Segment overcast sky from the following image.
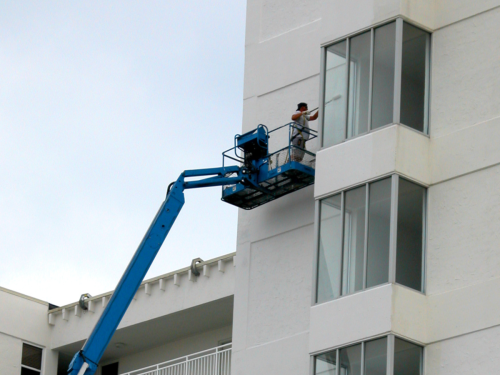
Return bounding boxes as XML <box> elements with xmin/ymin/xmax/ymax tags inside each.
<box><xmin>0</xmin><ymin>1</ymin><xmax>247</xmax><ymax>306</ymax></box>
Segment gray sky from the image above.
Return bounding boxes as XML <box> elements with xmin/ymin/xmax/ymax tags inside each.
<box><xmin>0</xmin><ymin>1</ymin><xmax>246</xmax><ymax>306</ymax></box>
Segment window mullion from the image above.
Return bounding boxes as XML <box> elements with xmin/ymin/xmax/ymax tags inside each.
<box><xmin>421</xmin><ymin>188</ymin><xmax>427</xmax><ymax>293</ymax></box>
<box><xmin>420</xmin><ymin>345</ymin><xmax>424</xmax><ymax>375</ymax></box>
<box><xmin>313</xmin><ymin>200</ymin><xmax>322</xmax><ymax>304</ymax></box>
<box><xmin>389</xmin><ymin>175</ymin><xmax>399</xmax><ymax>284</ymax></box>
<box><xmin>392</xmin><ymin>18</ymin><xmax>403</xmax><ymax>124</ymax></box>
<box><xmin>344</xmin><ymin>39</ymin><xmax>350</xmax><ymax>141</ymax></box>
<box><xmin>387</xmin><ymin>335</ymin><xmax>395</xmax><ymax>375</ymax></box>
<box><xmin>363</xmin><ymin>183</ymin><xmax>369</xmax><ymax>290</ymax></box>
<box><xmin>423</xmin><ymin>33</ymin><xmax>431</xmax><ymax>134</ymax></box>
<box><xmin>319</xmin><ymin>46</ymin><xmax>327</xmax><ymax>147</ymax></box>
<box><xmin>339</xmin><ymin>191</ymin><xmax>346</xmax><ymax>297</ymax></box>
<box><xmin>360</xmin><ymin>341</ymin><xmax>365</xmax><ymax>375</ymax></box>
<box><xmin>367</xmin><ymin>28</ymin><xmax>374</xmax><ymax>131</ymax></box>
<box><xmin>336</xmin><ymin>349</ymin><xmax>340</xmax><ymax>375</ymax></box>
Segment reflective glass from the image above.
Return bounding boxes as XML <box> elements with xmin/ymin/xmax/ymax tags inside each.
<box><xmin>317</xmin><ymin>194</ymin><xmax>342</xmax><ymax>303</ymax></box>
<box><xmin>21</xmin><ymin>369</ymin><xmax>40</xmax><ymax>375</ymax></box>
<box><xmin>366</xmin><ymin>178</ymin><xmax>391</xmax><ymax>288</ymax></box>
<box><xmin>342</xmin><ymin>186</ymin><xmax>366</xmax><ymax>295</ymax></box>
<box><xmin>22</xmin><ymin>344</ymin><xmax>42</xmax><ymax>370</ymax></box>
<box><xmin>394</xmin><ymin>338</ymin><xmax>422</xmax><ymax>375</ymax></box>
<box><xmin>340</xmin><ymin>344</ymin><xmax>362</xmax><ymax>375</ymax></box>
<box><xmin>371</xmin><ymin>22</ymin><xmax>396</xmax><ymax>129</ymax></box>
<box><xmin>365</xmin><ymin>337</ymin><xmax>387</xmax><ymax>375</ymax></box>
<box><xmin>324</xmin><ymin>42</ymin><xmax>347</xmax><ymax>147</ymax></box>
<box><xmin>347</xmin><ymin>31</ymin><xmax>371</xmax><ymax>138</ymax></box>
<box><xmin>316</xmin><ymin>351</ymin><xmax>337</xmax><ymax>375</ymax></box>
<box><xmin>401</xmin><ymin>23</ymin><xmax>429</xmax><ymax>132</ymax></box>
<box><xmin>396</xmin><ymin>179</ymin><xmax>425</xmax><ymax>291</ymax></box>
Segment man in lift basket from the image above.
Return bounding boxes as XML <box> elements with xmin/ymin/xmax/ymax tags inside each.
<box><xmin>291</xmin><ymin>102</ymin><xmax>318</xmax><ymax>162</ymax></box>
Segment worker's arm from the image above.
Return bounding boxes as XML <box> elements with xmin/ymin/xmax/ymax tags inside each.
<box><xmin>309</xmin><ymin>110</ymin><xmax>319</xmax><ymax>121</ymax></box>
<box><xmin>291</xmin><ymin>111</ymin><xmax>305</xmax><ymax>121</ymax></box>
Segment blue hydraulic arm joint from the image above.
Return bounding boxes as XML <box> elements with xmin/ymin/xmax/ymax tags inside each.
<box><xmin>68</xmin><ymin>166</ymin><xmax>245</xmax><ymax>375</ymax></box>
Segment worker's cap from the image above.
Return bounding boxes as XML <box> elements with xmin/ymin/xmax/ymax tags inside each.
<box><xmin>296</xmin><ymin>102</ymin><xmax>308</xmax><ymax>110</ymax></box>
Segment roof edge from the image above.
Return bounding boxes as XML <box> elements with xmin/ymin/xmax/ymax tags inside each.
<box><xmin>48</xmin><ymin>252</ymin><xmax>236</xmax><ymax>314</ymax></box>
<box><xmin>0</xmin><ymin>286</ymin><xmax>49</xmax><ymax>306</ymax></box>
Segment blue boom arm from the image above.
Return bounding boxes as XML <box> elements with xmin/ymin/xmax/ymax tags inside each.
<box><xmin>68</xmin><ymin>166</ymin><xmax>244</xmax><ymax>375</ymax></box>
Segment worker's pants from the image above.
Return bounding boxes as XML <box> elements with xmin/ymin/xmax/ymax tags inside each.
<box><xmin>291</xmin><ymin>137</ymin><xmax>306</xmax><ymax>162</ymax></box>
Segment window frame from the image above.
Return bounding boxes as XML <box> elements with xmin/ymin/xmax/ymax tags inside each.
<box><xmin>20</xmin><ymin>342</ymin><xmax>44</xmax><ymax>375</ymax></box>
<box><xmin>313</xmin><ymin>174</ymin><xmax>427</xmax><ymax>305</ymax></box>
<box><xmin>312</xmin><ymin>334</ymin><xmax>424</xmax><ymax>375</ymax></box>
<box><xmin>318</xmin><ymin>17</ymin><xmax>432</xmax><ymax>149</ymax></box>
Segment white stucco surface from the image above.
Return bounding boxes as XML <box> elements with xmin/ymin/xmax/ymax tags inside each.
<box><xmin>426</xmin><ymin>325</ymin><xmax>500</xmax><ymax>375</ymax></box>
<box><xmin>427</xmin><ymin>164</ymin><xmax>500</xmax><ymax>295</ymax></box>
<box><xmin>246</xmin><ymin>224</ymin><xmax>314</xmax><ymax>347</ymax></box>
<box><xmin>431</xmin><ymin>6</ymin><xmax>500</xmax><ymax>138</ymax></box>
<box><xmin>315</xmin><ymin>125</ymin><xmax>431</xmax><ymax>198</ymax></box>
<box><xmin>309</xmin><ymin>284</ymin><xmax>393</xmax><ymax>353</ymax></box>
<box><xmin>0</xmin><ymin>287</ymin><xmax>58</xmax><ymax>374</ymax></box>
<box><xmin>0</xmin><ymin>334</ymin><xmax>23</xmax><ymax>375</ymax></box>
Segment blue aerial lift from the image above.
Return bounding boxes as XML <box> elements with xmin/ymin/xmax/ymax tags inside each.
<box><xmin>68</xmin><ymin>123</ymin><xmax>316</xmax><ymax>375</ymax></box>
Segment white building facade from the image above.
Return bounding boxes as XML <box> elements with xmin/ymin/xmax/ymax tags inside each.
<box><xmin>233</xmin><ymin>0</ymin><xmax>500</xmax><ymax>374</ymax></box>
<box><xmin>2</xmin><ymin>1</ymin><xmax>500</xmax><ymax>374</ymax></box>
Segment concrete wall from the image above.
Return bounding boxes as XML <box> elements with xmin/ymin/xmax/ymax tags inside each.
<box><xmin>235</xmin><ymin>0</ymin><xmax>500</xmax><ymax>374</ymax></box>
<box><xmin>0</xmin><ymin>287</ymin><xmax>58</xmax><ymax>375</ymax></box>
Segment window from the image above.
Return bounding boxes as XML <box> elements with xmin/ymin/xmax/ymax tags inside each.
<box><xmin>315</xmin><ymin>336</ymin><xmax>422</xmax><ymax>375</ymax></box>
<box><xmin>321</xmin><ymin>19</ymin><xmax>430</xmax><ymax>148</ymax></box>
<box><xmin>316</xmin><ymin>176</ymin><xmax>425</xmax><ymax>304</ymax></box>
<box><xmin>102</xmin><ymin>362</ymin><xmax>119</xmax><ymax>375</ymax></box>
<box><xmin>21</xmin><ymin>343</ymin><xmax>42</xmax><ymax>375</ymax></box>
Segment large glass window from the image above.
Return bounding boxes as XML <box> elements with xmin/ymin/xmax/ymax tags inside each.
<box><xmin>371</xmin><ymin>22</ymin><xmax>396</xmax><ymax>130</ymax></box>
<box><xmin>396</xmin><ymin>179</ymin><xmax>425</xmax><ymax>291</ymax></box>
<box><xmin>324</xmin><ymin>42</ymin><xmax>347</xmax><ymax>147</ymax></box>
<box><xmin>321</xmin><ymin>19</ymin><xmax>430</xmax><ymax>148</ymax></box>
<box><xmin>315</xmin><ymin>336</ymin><xmax>422</xmax><ymax>375</ymax></box>
<box><xmin>316</xmin><ymin>176</ymin><xmax>426</xmax><ymax>304</ymax></box>
<box><xmin>21</xmin><ymin>343</ymin><xmax>42</xmax><ymax>375</ymax></box>
<box><xmin>347</xmin><ymin>31</ymin><xmax>371</xmax><ymax>138</ymax></box>
<box><xmin>401</xmin><ymin>23</ymin><xmax>430</xmax><ymax>133</ymax></box>
<box><xmin>316</xmin><ymin>351</ymin><xmax>337</xmax><ymax>375</ymax></box>
<box><xmin>317</xmin><ymin>194</ymin><xmax>342</xmax><ymax>303</ymax></box>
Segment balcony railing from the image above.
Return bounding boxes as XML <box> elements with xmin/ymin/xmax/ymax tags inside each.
<box><xmin>120</xmin><ymin>343</ymin><xmax>232</xmax><ymax>375</ymax></box>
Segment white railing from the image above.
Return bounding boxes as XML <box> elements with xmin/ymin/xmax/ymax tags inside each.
<box><xmin>120</xmin><ymin>343</ymin><xmax>232</xmax><ymax>375</ymax></box>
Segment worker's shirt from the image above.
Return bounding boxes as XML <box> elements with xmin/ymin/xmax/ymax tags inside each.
<box><xmin>292</xmin><ymin>111</ymin><xmax>311</xmax><ymax>140</ymax></box>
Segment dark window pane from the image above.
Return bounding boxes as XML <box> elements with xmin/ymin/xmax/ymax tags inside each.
<box><xmin>340</xmin><ymin>344</ymin><xmax>362</xmax><ymax>375</ymax></box>
<box><xmin>396</xmin><ymin>179</ymin><xmax>425</xmax><ymax>291</ymax></box>
<box><xmin>342</xmin><ymin>186</ymin><xmax>366</xmax><ymax>295</ymax></box>
<box><xmin>22</xmin><ymin>343</ymin><xmax>42</xmax><ymax>370</ymax></box>
<box><xmin>324</xmin><ymin>41</ymin><xmax>347</xmax><ymax>147</ymax></box>
<box><xmin>365</xmin><ymin>337</ymin><xmax>387</xmax><ymax>375</ymax></box>
<box><xmin>317</xmin><ymin>194</ymin><xmax>342</xmax><ymax>302</ymax></box>
<box><xmin>371</xmin><ymin>22</ymin><xmax>396</xmax><ymax>129</ymax></box>
<box><xmin>401</xmin><ymin>23</ymin><xmax>429</xmax><ymax>132</ymax></box>
<box><xmin>21</xmin><ymin>368</ymin><xmax>40</xmax><ymax>375</ymax></box>
<box><xmin>102</xmin><ymin>362</ymin><xmax>119</xmax><ymax>375</ymax></box>
<box><xmin>347</xmin><ymin>31</ymin><xmax>371</xmax><ymax>138</ymax></box>
<box><xmin>366</xmin><ymin>178</ymin><xmax>391</xmax><ymax>288</ymax></box>
<box><xmin>394</xmin><ymin>338</ymin><xmax>422</xmax><ymax>375</ymax></box>
<box><xmin>316</xmin><ymin>351</ymin><xmax>337</xmax><ymax>375</ymax></box>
